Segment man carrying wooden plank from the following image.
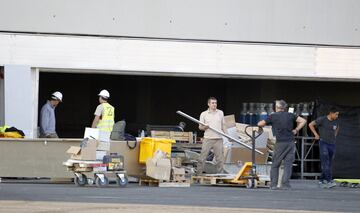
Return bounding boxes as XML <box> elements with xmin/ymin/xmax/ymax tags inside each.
<box><xmin>197</xmin><ymin>97</ymin><xmax>228</xmax><ymax>174</ymax></box>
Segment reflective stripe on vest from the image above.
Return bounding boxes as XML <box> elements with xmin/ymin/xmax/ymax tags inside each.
<box><xmin>97</xmin><ymin>103</ymin><xmax>115</xmax><ymax>132</ymax></box>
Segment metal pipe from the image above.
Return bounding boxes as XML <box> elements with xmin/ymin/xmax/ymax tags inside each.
<box><xmin>176</xmin><ymin>111</ymin><xmax>264</xmax><ymax>155</ymax></box>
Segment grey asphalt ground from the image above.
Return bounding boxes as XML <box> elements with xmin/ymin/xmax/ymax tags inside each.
<box><xmin>0</xmin><ymin>180</ymin><xmax>359</xmax><ymax>212</ymax></box>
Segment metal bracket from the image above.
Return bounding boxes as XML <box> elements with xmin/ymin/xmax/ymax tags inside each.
<box><xmin>74</xmin><ymin>172</ymin><xmax>83</xmax><ymax>182</ymax></box>
<box><xmin>95</xmin><ymin>173</ymin><xmax>105</xmax><ymax>182</ymax></box>
<box><xmin>117</xmin><ymin>173</ymin><xmax>125</xmax><ymax>181</ymax></box>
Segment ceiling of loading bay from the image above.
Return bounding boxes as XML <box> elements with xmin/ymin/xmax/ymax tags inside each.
<box><xmin>38</xmin><ymin>72</ymin><xmax>360</xmax><ymax>138</ymax></box>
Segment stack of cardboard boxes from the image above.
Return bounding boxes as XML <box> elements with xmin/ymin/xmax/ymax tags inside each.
<box><xmin>224</xmin><ymin>115</ymin><xmax>270</xmax><ymax>165</ymax></box>
<box><xmin>145</xmin><ymin>150</ymin><xmax>190</xmax><ymax>186</ymax></box>
<box><xmin>67</xmin><ymin>128</ymin><xmax>111</xmax><ymax>161</ymax></box>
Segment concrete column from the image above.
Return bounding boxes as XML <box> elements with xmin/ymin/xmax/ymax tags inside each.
<box><xmin>4</xmin><ymin>65</ymin><xmax>39</xmax><ymax>138</ymax></box>
<box><xmin>0</xmin><ymin>67</ymin><xmax>4</xmax><ymax>126</ymax></box>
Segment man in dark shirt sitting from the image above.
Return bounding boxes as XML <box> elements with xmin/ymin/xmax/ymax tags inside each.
<box><xmin>258</xmin><ymin>100</ymin><xmax>306</xmax><ymax>190</ymax></box>
<box><xmin>309</xmin><ymin>106</ymin><xmax>339</xmax><ymax>188</ymax></box>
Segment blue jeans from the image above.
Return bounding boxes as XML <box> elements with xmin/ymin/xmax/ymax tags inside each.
<box><xmin>319</xmin><ymin>140</ymin><xmax>336</xmax><ymax>182</ymax></box>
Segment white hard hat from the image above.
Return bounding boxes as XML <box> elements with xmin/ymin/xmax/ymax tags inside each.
<box><xmin>52</xmin><ymin>91</ymin><xmax>63</xmax><ymax>102</ymax></box>
<box><xmin>98</xmin><ymin>89</ymin><xmax>110</xmax><ymax>99</ymax></box>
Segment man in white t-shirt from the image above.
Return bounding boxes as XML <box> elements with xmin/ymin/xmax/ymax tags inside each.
<box><xmin>91</xmin><ymin>89</ymin><xmax>115</xmax><ymax>133</ymax></box>
<box><xmin>197</xmin><ymin>97</ymin><xmax>228</xmax><ymax>174</ymax></box>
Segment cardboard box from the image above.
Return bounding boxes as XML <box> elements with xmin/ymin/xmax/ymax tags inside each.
<box><xmin>93</xmin><ymin>166</ymin><xmax>107</xmax><ymax>172</ymax></box>
<box><xmin>96</xmin><ymin>150</ymin><xmax>108</xmax><ymax>161</ymax></box>
<box><xmin>235</xmin><ymin>123</ymin><xmax>269</xmax><ymax>148</ymax></box>
<box><xmin>66</xmin><ymin>140</ymin><xmax>97</xmax><ymax>160</ymax></box>
<box><xmin>224</xmin><ymin>114</ymin><xmax>236</xmax><ymax>128</ymax></box>
<box><xmin>172</xmin><ymin>167</ymin><xmax>186</xmax><ymax>181</ymax></box>
<box><xmin>171</xmin><ymin>157</ymin><xmax>182</xmax><ymax>167</ymax></box>
<box><xmin>172</xmin><ymin>167</ymin><xmax>185</xmax><ymax>175</ymax></box>
<box><xmin>99</xmin><ymin>130</ymin><xmax>111</xmax><ymax>142</ymax></box>
<box><xmin>151</xmin><ymin>130</ymin><xmax>193</xmax><ymax>143</ymax></box>
<box><xmin>84</xmin><ymin>127</ymin><xmax>99</xmax><ymax>140</ymax></box>
<box><xmin>150</xmin><ymin>131</ymin><xmax>170</xmax><ymax>138</ymax></box>
<box><xmin>230</xmin><ymin>147</ymin><xmax>268</xmax><ymax>164</ymax></box>
<box><xmin>146</xmin><ymin>158</ymin><xmax>171</xmax><ymax>181</ymax></box>
<box><xmin>97</xmin><ymin>141</ymin><xmax>110</xmax><ymax>151</ymax></box>
<box><xmin>170</xmin><ymin>131</ymin><xmax>193</xmax><ymax>143</ymax></box>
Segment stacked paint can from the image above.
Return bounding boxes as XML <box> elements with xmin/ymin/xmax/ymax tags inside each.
<box><xmin>239</xmin><ymin>102</ymin><xmax>275</xmax><ymax>125</ymax></box>
<box><xmin>239</xmin><ymin>102</ymin><xmax>313</xmax><ymax>136</ymax></box>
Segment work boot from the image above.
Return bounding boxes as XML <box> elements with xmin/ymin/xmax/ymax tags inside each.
<box><xmin>269</xmin><ymin>185</ymin><xmax>279</xmax><ymax>190</ymax></box>
<box><xmin>280</xmin><ymin>184</ymin><xmax>292</xmax><ymax>190</ymax></box>
<box><xmin>319</xmin><ymin>180</ymin><xmax>328</xmax><ymax>189</ymax></box>
<box><xmin>327</xmin><ymin>180</ymin><xmax>337</xmax><ymax>188</ymax></box>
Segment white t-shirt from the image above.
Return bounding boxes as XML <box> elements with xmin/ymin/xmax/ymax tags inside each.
<box><xmin>199</xmin><ymin>109</ymin><xmax>225</xmax><ymax>139</ymax></box>
<box><xmin>94</xmin><ymin>104</ymin><xmax>104</xmax><ymax>116</ymax></box>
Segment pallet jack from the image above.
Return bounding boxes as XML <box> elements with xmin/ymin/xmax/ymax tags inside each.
<box><xmin>177</xmin><ymin>111</ymin><xmax>268</xmax><ymax>188</ymax></box>
<box><xmin>226</xmin><ymin>126</ymin><xmax>264</xmax><ymax>188</ymax></box>
<box><xmin>191</xmin><ymin>125</ymin><xmax>268</xmax><ymax>188</ymax></box>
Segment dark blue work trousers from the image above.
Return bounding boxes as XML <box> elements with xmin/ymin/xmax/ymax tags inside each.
<box><xmin>319</xmin><ymin>140</ymin><xmax>336</xmax><ymax>182</ymax></box>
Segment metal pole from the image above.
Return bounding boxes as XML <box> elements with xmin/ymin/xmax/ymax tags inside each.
<box><xmin>251</xmin><ymin>129</ymin><xmax>256</xmax><ymax>188</ymax></box>
<box><xmin>301</xmin><ymin>137</ymin><xmax>305</xmax><ymax>180</ymax></box>
<box><xmin>176</xmin><ymin>110</ymin><xmax>264</xmax><ymax>155</ymax></box>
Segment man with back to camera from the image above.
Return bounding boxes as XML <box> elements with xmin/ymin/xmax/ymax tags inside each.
<box><xmin>91</xmin><ymin>89</ymin><xmax>115</xmax><ymax>133</ymax></box>
<box><xmin>197</xmin><ymin>97</ymin><xmax>228</xmax><ymax>174</ymax></box>
<box><xmin>308</xmin><ymin>106</ymin><xmax>339</xmax><ymax>189</ymax></box>
<box><xmin>39</xmin><ymin>91</ymin><xmax>63</xmax><ymax>138</ymax></box>
<box><xmin>258</xmin><ymin>100</ymin><xmax>306</xmax><ymax>190</ymax></box>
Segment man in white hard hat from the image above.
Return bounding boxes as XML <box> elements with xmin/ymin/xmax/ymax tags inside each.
<box><xmin>91</xmin><ymin>89</ymin><xmax>115</xmax><ymax>133</ymax></box>
<box><xmin>39</xmin><ymin>91</ymin><xmax>63</xmax><ymax>138</ymax></box>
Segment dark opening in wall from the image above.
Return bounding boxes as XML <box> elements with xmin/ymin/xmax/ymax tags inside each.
<box><xmin>38</xmin><ymin>72</ymin><xmax>360</xmax><ymax>138</ymax></box>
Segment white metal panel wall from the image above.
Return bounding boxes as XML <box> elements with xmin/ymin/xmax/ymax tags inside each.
<box><xmin>4</xmin><ymin>65</ymin><xmax>38</xmax><ymax>138</ymax></box>
<box><xmin>0</xmin><ymin>0</ymin><xmax>359</xmax><ymax>46</ymax></box>
<box><xmin>0</xmin><ymin>33</ymin><xmax>359</xmax><ymax>80</ymax></box>
<box><xmin>316</xmin><ymin>48</ymin><xmax>360</xmax><ymax>79</ymax></box>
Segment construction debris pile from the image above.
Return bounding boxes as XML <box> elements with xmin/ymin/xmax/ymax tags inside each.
<box><xmin>63</xmin><ymin>128</ymin><xmax>128</xmax><ymax>187</ymax></box>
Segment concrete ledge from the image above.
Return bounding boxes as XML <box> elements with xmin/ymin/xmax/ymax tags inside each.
<box><xmin>0</xmin><ymin>139</ymin><xmax>142</xmax><ymax>178</ymax></box>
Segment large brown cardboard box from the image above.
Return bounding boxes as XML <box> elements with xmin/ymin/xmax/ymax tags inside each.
<box><xmin>146</xmin><ymin>158</ymin><xmax>171</xmax><ymax>181</ymax></box>
<box><xmin>230</xmin><ymin>147</ymin><xmax>268</xmax><ymax>164</ymax></box>
<box><xmin>66</xmin><ymin>140</ymin><xmax>97</xmax><ymax>160</ymax></box>
<box><xmin>224</xmin><ymin>114</ymin><xmax>236</xmax><ymax>128</ymax></box>
<box><xmin>97</xmin><ymin>141</ymin><xmax>110</xmax><ymax>151</ymax></box>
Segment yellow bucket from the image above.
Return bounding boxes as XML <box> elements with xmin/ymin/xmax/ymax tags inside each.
<box><xmin>139</xmin><ymin>137</ymin><xmax>175</xmax><ymax>164</ymax></box>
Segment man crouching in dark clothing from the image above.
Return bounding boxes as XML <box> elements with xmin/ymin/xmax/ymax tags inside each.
<box><xmin>258</xmin><ymin>100</ymin><xmax>306</xmax><ymax>190</ymax></box>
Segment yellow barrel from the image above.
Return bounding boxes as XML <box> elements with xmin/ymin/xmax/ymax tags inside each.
<box><xmin>139</xmin><ymin>137</ymin><xmax>176</xmax><ymax>164</ymax></box>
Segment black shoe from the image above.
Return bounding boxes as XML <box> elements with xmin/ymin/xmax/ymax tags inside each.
<box><xmin>270</xmin><ymin>186</ymin><xmax>279</xmax><ymax>190</ymax></box>
<box><xmin>280</xmin><ymin>185</ymin><xmax>292</xmax><ymax>190</ymax></box>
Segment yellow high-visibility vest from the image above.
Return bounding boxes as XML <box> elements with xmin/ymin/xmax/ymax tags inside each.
<box><xmin>97</xmin><ymin>102</ymin><xmax>115</xmax><ymax>132</ymax></box>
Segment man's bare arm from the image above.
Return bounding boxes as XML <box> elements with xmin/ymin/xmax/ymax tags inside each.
<box><xmin>308</xmin><ymin>120</ymin><xmax>320</xmax><ymax>140</ymax></box>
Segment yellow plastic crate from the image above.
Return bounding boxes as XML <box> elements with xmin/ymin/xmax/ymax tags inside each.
<box><xmin>139</xmin><ymin>137</ymin><xmax>175</xmax><ymax>164</ymax></box>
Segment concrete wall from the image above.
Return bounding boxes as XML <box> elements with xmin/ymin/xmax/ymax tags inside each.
<box><xmin>0</xmin><ymin>0</ymin><xmax>359</xmax><ymax>46</ymax></box>
<box><xmin>0</xmin><ymin>139</ymin><xmax>142</xmax><ymax>178</ymax></box>
<box><xmin>4</xmin><ymin>65</ymin><xmax>38</xmax><ymax>138</ymax></box>
<box><xmin>0</xmin><ymin>67</ymin><xmax>4</xmax><ymax>126</ymax></box>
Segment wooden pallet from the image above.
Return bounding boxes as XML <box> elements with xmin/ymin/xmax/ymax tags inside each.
<box><xmin>191</xmin><ymin>175</ymin><xmax>235</xmax><ymax>185</ymax></box>
<box><xmin>139</xmin><ymin>178</ymin><xmax>190</xmax><ymax>187</ymax></box>
<box><xmin>192</xmin><ymin>175</ymin><xmax>270</xmax><ymax>188</ymax></box>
